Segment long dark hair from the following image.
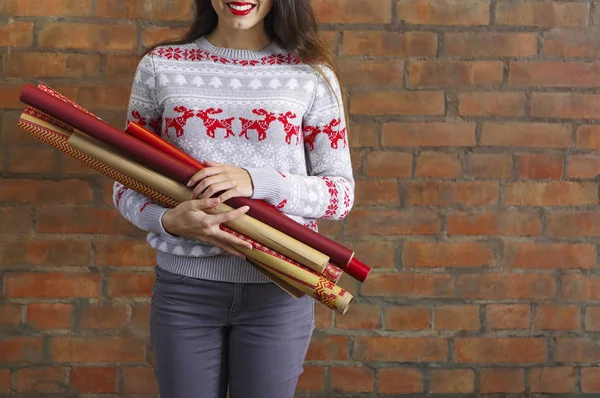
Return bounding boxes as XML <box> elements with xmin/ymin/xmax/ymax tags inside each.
<box><xmin>146</xmin><ymin>0</ymin><xmax>337</xmax><ymax>75</ymax></box>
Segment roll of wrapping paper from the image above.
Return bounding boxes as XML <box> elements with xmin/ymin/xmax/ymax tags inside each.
<box><xmin>17</xmin><ymin>108</ymin><xmax>304</xmax><ymax>298</ymax></box>
<box><xmin>21</xmin><ymin>83</ymin><xmax>369</xmax><ymax>282</ymax></box>
<box><xmin>67</xmin><ymin>130</ymin><xmax>344</xmax><ymax>284</ymax></box>
<box><xmin>222</xmin><ymin>226</ymin><xmax>352</xmax><ymax>315</ymax></box>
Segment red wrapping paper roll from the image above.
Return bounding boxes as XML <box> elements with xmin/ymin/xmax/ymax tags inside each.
<box><xmin>19</xmin><ymin>83</ymin><xmax>370</xmax><ymax>282</ymax></box>
<box><xmin>126</xmin><ymin>122</ymin><xmax>371</xmax><ymax>282</ymax></box>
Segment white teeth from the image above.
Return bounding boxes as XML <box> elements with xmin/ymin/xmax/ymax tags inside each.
<box><xmin>228</xmin><ymin>4</ymin><xmax>254</xmax><ymax>11</ymax></box>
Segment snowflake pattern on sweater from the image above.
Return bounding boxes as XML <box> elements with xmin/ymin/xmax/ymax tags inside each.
<box><xmin>113</xmin><ymin>37</ymin><xmax>354</xmax><ymax>283</ymax></box>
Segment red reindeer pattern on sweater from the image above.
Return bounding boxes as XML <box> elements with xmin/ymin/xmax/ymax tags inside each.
<box><xmin>163</xmin><ymin>106</ymin><xmax>195</xmax><ymax>138</ymax></box>
<box><xmin>196</xmin><ymin>108</ymin><xmax>235</xmax><ymax>138</ymax></box>
<box><xmin>240</xmin><ymin>109</ymin><xmax>278</xmax><ymax>141</ymax></box>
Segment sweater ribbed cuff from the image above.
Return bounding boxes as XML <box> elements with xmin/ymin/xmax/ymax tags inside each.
<box><xmin>245</xmin><ymin>167</ymin><xmax>282</xmax><ymax>203</ymax></box>
<box><xmin>139</xmin><ymin>204</ymin><xmax>177</xmax><ymax>238</ymax></box>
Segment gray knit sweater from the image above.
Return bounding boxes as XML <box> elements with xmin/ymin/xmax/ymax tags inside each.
<box><xmin>113</xmin><ymin>36</ymin><xmax>355</xmax><ymax>283</ymax></box>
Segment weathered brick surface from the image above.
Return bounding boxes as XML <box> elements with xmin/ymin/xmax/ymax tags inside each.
<box><xmin>1</xmin><ymin>1</ymin><xmax>600</xmax><ymax>397</ymax></box>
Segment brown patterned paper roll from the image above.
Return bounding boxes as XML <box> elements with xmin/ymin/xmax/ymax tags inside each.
<box><xmin>17</xmin><ymin>110</ymin><xmax>306</xmax><ymax>298</ymax></box>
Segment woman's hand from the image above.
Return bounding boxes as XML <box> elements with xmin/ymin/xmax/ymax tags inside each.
<box><xmin>187</xmin><ymin>160</ymin><xmax>253</xmax><ymax>203</ymax></box>
<box><xmin>161</xmin><ymin>197</ymin><xmax>253</xmax><ymax>259</ymax></box>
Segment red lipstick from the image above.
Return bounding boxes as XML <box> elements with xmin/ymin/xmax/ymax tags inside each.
<box><xmin>227</xmin><ymin>2</ymin><xmax>257</xmax><ymax>16</ymax></box>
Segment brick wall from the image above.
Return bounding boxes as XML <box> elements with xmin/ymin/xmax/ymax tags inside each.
<box><xmin>1</xmin><ymin>0</ymin><xmax>600</xmax><ymax>397</ymax></box>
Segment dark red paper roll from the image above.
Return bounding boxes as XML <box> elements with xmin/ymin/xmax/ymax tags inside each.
<box><xmin>126</xmin><ymin>122</ymin><xmax>370</xmax><ymax>281</ymax></box>
<box><xmin>19</xmin><ymin>84</ymin><xmax>368</xmax><ymax>282</ymax></box>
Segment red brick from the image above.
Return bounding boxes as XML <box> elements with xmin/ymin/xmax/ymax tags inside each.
<box><xmin>404</xmin><ymin>241</ymin><xmax>494</xmax><ymax>268</ymax></box>
<box><xmin>383</xmin><ymin>122</ymin><xmax>476</xmax><ymax>147</ymax></box>
<box><xmin>355</xmin><ymin>180</ymin><xmax>399</xmax><ymax>206</ymax></box>
<box><xmin>459</xmin><ymin>92</ymin><xmax>525</xmax><ymax>117</ymax></box>
<box><xmin>336</xmin><ymin>304</ymin><xmax>381</xmax><ymax>329</ymax></box>
<box><xmin>556</xmin><ymin>339</ymin><xmax>600</xmax><ymax>363</ymax></box>
<box><xmin>480</xmin><ymin>369</ymin><xmax>525</xmax><ymax>394</ymax></box>
<box><xmin>297</xmin><ymin>366</ymin><xmax>324</xmax><ymax>393</ymax></box>
<box><xmin>0</xmin><ymin>22</ymin><xmax>34</xmax><ymax>47</ymax></box>
<box><xmin>585</xmin><ymin>307</ymin><xmax>600</xmax><ymax>331</ymax></box>
<box><xmin>496</xmin><ymin>1</ymin><xmax>589</xmax><ymax>27</ymax></box>
<box><xmin>481</xmin><ymin>123</ymin><xmax>571</xmax><ymax>148</ymax></box>
<box><xmin>81</xmin><ymin>305</ymin><xmax>127</xmax><ymax>330</ymax></box>
<box><xmin>544</xmin><ymin>30</ymin><xmax>600</xmax><ymax>58</ymax></box>
<box><xmin>385</xmin><ymin>306</ymin><xmax>430</xmax><ymax>331</ymax></box>
<box><xmin>455</xmin><ymin>338</ymin><xmax>546</xmax><ymax>364</ymax></box>
<box><xmin>330</xmin><ymin>366</ymin><xmax>374</xmax><ymax>393</ymax></box>
<box><xmin>0</xmin><ymin>337</ymin><xmax>43</xmax><ymax>363</ymax></box>
<box><xmin>407</xmin><ymin>181</ymin><xmax>499</xmax><ymax>206</ymax></box>
<box><xmin>397</xmin><ymin>0</ymin><xmax>489</xmax><ymax>25</ymax></box>
<box><xmin>567</xmin><ymin>154</ymin><xmax>600</xmax><ymax>179</ymax></box>
<box><xmin>142</xmin><ymin>26</ymin><xmax>188</xmax><ymax>48</ymax></box>
<box><xmin>530</xmin><ymin>367</ymin><xmax>576</xmax><ymax>393</ymax></box>
<box><xmin>354</xmin><ymin>337</ymin><xmax>447</xmax><ymax>362</ymax></box>
<box><xmin>448</xmin><ymin>210</ymin><xmax>541</xmax><ymax>237</ymax></box>
<box><xmin>430</xmin><ymin>369</ymin><xmax>474</xmax><ymax>394</ymax></box>
<box><xmin>50</xmin><ymin>337</ymin><xmax>146</xmax><ymax>363</ymax></box>
<box><xmin>562</xmin><ymin>274</ymin><xmax>600</xmax><ymax>300</ymax></box>
<box><xmin>123</xmin><ymin>367</ymin><xmax>158</xmax><ymax>394</ymax></box>
<box><xmin>504</xmin><ymin>181</ymin><xmax>597</xmax><ymax>206</ymax></box>
<box><xmin>446</xmin><ymin>32</ymin><xmax>537</xmax><ymax>57</ymax></box>
<box><xmin>4</xmin><ymin>53</ymin><xmax>100</xmax><ymax>78</ymax></box>
<box><xmin>486</xmin><ymin>304</ymin><xmax>531</xmax><ymax>330</ymax></box>
<box><xmin>129</xmin><ymin>305</ymin><xmax>151</xmax><ymax>333</ymax></box>
<box><xmin>314</xmin><ymin>0</ymin><xmax>391</xmax><ymax>23</ymax></box>
<box><xmin>94</xmin><ymin>241</ymin><xmax>157</xmax><ymax>267</ymax></box>
<box><xmin>363</xmin><ymin>272</ymin><xmax>454</xmax><ymax>299</ymax></box>
<box><xmin>106</xmin><ymin>54</ymin><xmax>141</xmax><ymax>81</ymax></box>
<box><xmin>0</xmin><ymin>369</ymin><xmax>10</xmax><ymax>394</ymax></box>
<box><xmin>1</xmin><ymin>0</ymin><xmax>92</xmax><ymax>16</ymax></box>
<box><xmin>458</xmin><ymin>274</ymin><xmax>555</xmax><ymax>300</ymax></box>
<box><xmin>15</xmin><ymin>367</ymin><xmax>66</xmax><ymax>394</ymax></box>
<box><xmin>0</xmin><ymin>85</ymin><xmax>28</xmax><ymax>109</ymax></box>
<box><xmin>306</xmin><ymin>336</ymin><xmax>348</xmax><ymax>361</ymax></box>
<box><xmin>532</xmin><ymin>93</ymin><xmax>600</xmax><ymax>119</ymax></box>
<box><xmin>0</xmin><ymin>303</ymin><xmax>21</xmax><ymax>327</ymax></box>
<box><xmin>346</xmin><ymin>209</ymin><xmax>441</xmax><ymax>236</ymax></box>
<box><xmin>1</xmin><ymin>179</ymin><xmax>93</xmax><ymax>205</ymax></box>
<box><xmin>366</xmin><ymin>152</ymin><xmax>412</xmax><ymax>177</ymax></box>
<box><xmin>577</xmin><ymin>125</ymin><xmax>600</xmax><ymax>149</ymax></box>
<box><xmin>505</xmin><ymin>242</ymin><xmax>595</xmax><ymax>270</ymax></box>
<box><xmin>467</xmin><ymin>153</ymin><xmax>513</xmax><ymax>178</ymax></box>
<box><xmin>350</xmin><ymin>91</ymin><xmax>444</xmax><ymax>116</ymax></box>
<box><xmin>548</xmin><ymin>212</ymin><xmax>600</xmax><ymax>237</ymax></box>
<box><xmin>39</xmin><ymin>23</ymin><xmax>137</xmax><ymax>51</ymax></box>
<box><xmin>70</xmin><ymin>367</ymin><xmax>118</xmax><ymax>394</ymax></box>
<box><xmin>348</xmin><ymin>122</ymin><xmax>378</xmax><ymax>148</ymax></box>
<box><xmin>37</xmin><ymin>208</ymin><xmax>137</xmax><ymax>235</ymax></box>
<box><xmin>108</xmin><ymin>272</ymin><xmax>155</xmax><ymax>297</ymax></box>
<box><xmin>97</xmin><ymin>0</ymin><xmax>192</xmax><ymax>21</ymax></box>
<box><xmin>518</xmin><ymin>153</ymin><xmax>564</xmax><ymax>179</ymax></box>
<box><xmin>0</xmin><ymin>241</ymin><xmax>91</xmax><ymax>267</ymax></box>
<box><xmin>535</xmin><ymin>305</ymin><xmax>580</xmax><ymax>331</ymax></box>
<box><xmin>379</xmin><ymin>368</ymin><xmax>423</xmax><ymax>394</ymax></box>
<box><xmin>415</xmin><ymin>152</ymin><xmax>461</xmax><ymax>178</ymax></box>
<box><xmin>27</xmin><ymin>303</ymin><xmax>72</xmax><ymax>330</ymax></box>
<box><xmin>339</xmin><ymin>60</ymin><xmax>403</xmax><ymax>86</ymax></box>
<box><xmin>409</xmin><ymin>61</ymin><xmax>503</xmax><ymax>87</ymax></box>
<box><xmin>582</xmin><ymin>368</ymin><xmax>600</xmax><ymax>392</ymax></box>
<box><xmin>320</xmin><ymin>31</ymin><xmax>339</xmax><ymax>51</ymax></box>
<box><xmin>343</xmin><ymin>241</ymin><xmax>396</xmax><ymax>269</ymax></box>
<box><xmin>4</xmin><ymin>273</ymin><xmax>100</xmax><ymax>299</ymax></box>
<box><xmin>435</xmin><ymin>305</ymin><xmax>479</xmax><ymax>331</ymax></box>
<box><xmin>6</xmin><ymin>145</ymin><xmax>57</xmax><ymax>174</ymax></box>
<box><xmin>511</xmin><ymin>61</ymin><xmax>600</xmax><ymax>88</ymax></box>
<box><xmin>342</xmin><ymin>31</ymin><xmax>437</xmax><ymax>56</ymax></box>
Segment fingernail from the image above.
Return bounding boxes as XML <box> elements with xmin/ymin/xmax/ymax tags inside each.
<box><xmin>187</xmin><ymin>180</ymin><xmax>192</xmax><ymax>187</ymax></box>
<box><xmin>212</xmin><ymin>199</ymin><xmax>219</xmax><ymax>205</ymax></box>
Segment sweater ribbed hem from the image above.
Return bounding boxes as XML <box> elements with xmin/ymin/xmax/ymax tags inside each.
<box><xmin>246</xmin><ymin>167</ymin><xmax>282</xmax><ymax>202</ymax></box>
<box><xmin>196</xmin><ymin>36</ymin><xmax>279</xmax><ymax>60</ymax></box>
<box><xmin>156</xmin><ymin>251</ymin><xmax>272</xmax><ymax>284</ymax></box>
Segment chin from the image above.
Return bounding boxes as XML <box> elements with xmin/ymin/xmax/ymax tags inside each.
<box><xmin>212</xmin><ymin>0</ymin><xmax>272</xmax><ymax>30</ymax></box>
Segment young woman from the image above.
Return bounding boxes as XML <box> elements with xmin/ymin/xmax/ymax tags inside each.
<box><xmin>114</xmin><ymin>0</ymin><xmax>354</xmax><ymax>396</ymax></box>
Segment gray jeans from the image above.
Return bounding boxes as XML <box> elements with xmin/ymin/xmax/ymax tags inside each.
<box><xmin>150</xmin><ymin>266</ymin><xmax>315</xmax><ymax>398</ymax></box>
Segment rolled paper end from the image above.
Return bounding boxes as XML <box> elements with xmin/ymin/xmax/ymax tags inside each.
<box><xmin>346</xmin><ymin>257</ymin><xmax>371</xmax><ymax>283</ymax></box>
<box><xmin>336</xmin><ymin>290</ymin><xmax>354</xmax><ymax>315</ymax></box>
